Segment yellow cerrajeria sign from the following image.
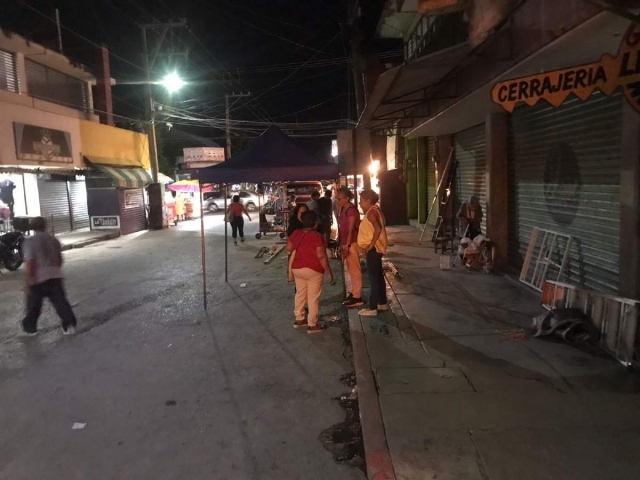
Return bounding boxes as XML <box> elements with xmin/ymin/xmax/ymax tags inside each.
<box><xmin>492</xmin><ymin>23</ymin><xmax>640</xmax><ymax>113</ymax></box>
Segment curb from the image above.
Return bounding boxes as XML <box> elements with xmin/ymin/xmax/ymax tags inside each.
<box><xmin>348</xmin><ymin>309</ymin><xmax>397</xmax><ymax>480</ymax></box>
<box><xmin>60</xmin><ymin>232</ymin><xmax>120</xmax><ymax>252</ymax></box>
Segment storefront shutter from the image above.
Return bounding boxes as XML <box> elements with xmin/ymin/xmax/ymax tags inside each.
<box><xmin>119</xmin><ymin>188</ymin><xmax>147</xmax><ymax>235</ymax></box>
<box><xmin>454</xmin><ymin>124</ymin><xmax>486</xmax><ymax>234</ymax></box>
<box><xmin>70</xmin><ymin>180</ymin><xmax>89</xmax><ymax>230</ymax></box>
<box><xmin>37</xmin><ymin>178</ymin><xmax>72</xmax><ymax>235</ymax></box>
<box><xmin>508</xmin><ymin>91</ymin><xmax>622</xmax><ymax>293</ymax></box>
<box><xmin>426</xmin><ymin>137</ymin><xmax>437</xmax><ymax>225</ymax></box>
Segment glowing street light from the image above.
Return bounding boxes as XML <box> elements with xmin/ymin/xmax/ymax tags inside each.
<box><xmin>160</xmin><ymin>72</ymin><xmax>185</xmax><ymax>93</ymax></box>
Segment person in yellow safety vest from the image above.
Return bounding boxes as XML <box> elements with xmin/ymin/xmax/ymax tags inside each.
<box><xmin>357</xmin><ymin>189</ymin><xmax>389</xmax><ymax>317</ymax></box>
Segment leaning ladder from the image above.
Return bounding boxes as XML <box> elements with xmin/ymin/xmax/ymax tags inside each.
<box><xmin>419</xmin><ymin>147</ymin><xmax>454</xmax><ymax>244</ymax></box>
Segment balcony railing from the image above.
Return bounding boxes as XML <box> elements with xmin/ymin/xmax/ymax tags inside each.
<box><xmin>405</xmin><ymin>11</ymin><xmax>468</xmax><ymax>62</ymax></box>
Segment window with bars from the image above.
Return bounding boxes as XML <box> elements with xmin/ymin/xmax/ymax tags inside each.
<box><xmin>25</xmin><ymin>59</ymin><xmax>88</xmax><ymax>112</ymax></box>
<box><xmin>0</xmin><ymin>50</ymin><xmax>19</xmax><ymax>93</ymax></box>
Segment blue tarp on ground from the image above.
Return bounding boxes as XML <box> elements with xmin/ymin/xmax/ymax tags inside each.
<box><xmin>194</xmin><ymin>126</ymin><xmax>339</xmax><ymax>184</ymax></box>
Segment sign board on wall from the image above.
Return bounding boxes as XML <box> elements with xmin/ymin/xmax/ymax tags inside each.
<box><xmin>183</xmin><ymin>147</ymin><xmax>225</xmax><ymax>168</ymax></box>
<box><xmin>91</xmin><ymin>216</ymin><xmax>120</xmax><ymax>230</ymax></box>
<box><xmin>13</xmin><ymin>123</ymin><xmax>73</xmax><ymax>163</ymax></box>
<box><xmin>492</xmin><ymin>23</ymin><xmax>640</xmax><ymax>114</ymax></box>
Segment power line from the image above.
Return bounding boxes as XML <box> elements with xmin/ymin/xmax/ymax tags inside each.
<box><xmin>235</xmin><ymin>32</ymin><xmax>342</xmax><ymax>114</ymax></box>
<box><xmin>19</xmin><ymin>1</ymin><xmax>145</xmax><ymax>73</ymax></box>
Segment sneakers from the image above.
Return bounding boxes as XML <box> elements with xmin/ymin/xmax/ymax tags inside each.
<box><xmin>377</xmin><ymin>303</ymin><xmax>389</xmax><ymax>312</ymax></box>
<box><xmin>240</xmin><ymin>237</ymin><xmax>245</xmax><ymax>243</ymax></box>
<box><xmin>344</xmin><ymin>297</ymin><xmax>365</xmax><ymax>308</ymax></box>
<box><xmin>63</xmin><ymin>325</ymin><xmax>76</xmax><ymax>335</ymax></box>
<box><xmin>233</xmin><ymin>240</ymin><xmax>238</xmax><ymax>246</ymax></box>
<box><xmin>307</xmin><ymin>325</ymin><xmax>325</xmax><ymax>334</ymax></box>
<box><xmin>358</xmin><ymin>308</ymin><xmax>378</xmax><ymax>317</ymax></box>
<box><xmin>293</xmin><ymin>319</ymin><xmax>308</xmax><ymax>329</ymax></box>
<box><xmin>21</xmin><ymin>329</ymin><xmax>38</xmax><ymax>337</ymax></box>
<box><xmin>342</xmin><ymin>292</ymin><xmax>353</xmax><ymax>304</ymax></box>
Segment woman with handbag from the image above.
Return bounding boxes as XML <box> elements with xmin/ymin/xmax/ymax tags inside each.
<box><xmin>286</xmin><ymin>211</ymin><xmax>334</xmax><ymax>334</ymax></box>
<box><xmin>226</xmin><ymin>195</ymin><xmax>252</xmax><ymax>245</ymax></box>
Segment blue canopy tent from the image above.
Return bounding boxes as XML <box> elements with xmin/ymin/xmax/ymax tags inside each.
<box><xmin>193</xmin><ymin>126</ymin><xmax>340</xmax><ymax>309</ymax></box>
<box><xmin>194</xmin><ymin>126</ymin><xmax>339</xmax><ymax>184</ymax></box>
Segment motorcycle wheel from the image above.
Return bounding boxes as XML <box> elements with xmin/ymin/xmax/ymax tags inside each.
<box><xmin>4</xmin><ymin>249</ymin><xmax>23</xmax><ymax>271</ymax></box>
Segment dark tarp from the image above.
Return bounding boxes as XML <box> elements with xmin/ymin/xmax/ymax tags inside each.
<box><xmin>194</xmin><ymin>126</ymin><xmax>339</xmax><ymax>184</ymax></box>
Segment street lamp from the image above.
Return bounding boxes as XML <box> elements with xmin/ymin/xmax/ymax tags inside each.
<box><xmin>160</xmin><ymin>72</ymin><xmax>185</xmax><ymax>93</ymax></box>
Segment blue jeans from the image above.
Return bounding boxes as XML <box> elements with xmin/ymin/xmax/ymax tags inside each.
<box><xmin>366</xmin><ymin>249</ymin><xmax>387</xmax><ymax>310</ymax></box>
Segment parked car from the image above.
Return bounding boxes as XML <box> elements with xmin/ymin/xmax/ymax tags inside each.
<box><xmin>227</xmin><ymin>190</ymin><xmax>261</xmax><ymax>212</ymax></box>
<box><xmin>286</xmin><ymin>182</ymin><xmax>323</xmax><ymax>205</ymax></box>
<box><xmin>203</xmin><ymin>192</ymin><xmax>225</xmax><ymax>212</ymax></box>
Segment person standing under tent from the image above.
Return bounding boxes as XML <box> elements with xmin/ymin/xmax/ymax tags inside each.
<box><xmin>357</xmin><ymin>189</ymin><xmax>389</xmax><ymax>317</ymax></box>
<box><xmin>287</xmin><ymin>211</ymin><xmax>334</xmax><ymax>334</ymax></box>
<box><xmin>336</xmin><ymin>187</ymin><xmax>364</xmax><ymax>309</ymax></box>
<box><xmin>227</xmin><ymin>195</ymin><xmax>252</xmax><ymax>245</ymax></box>
<box><xmin>317</xmin><ymin>189</ymin><xmax>333</xmax><ymax>244</ymax></box>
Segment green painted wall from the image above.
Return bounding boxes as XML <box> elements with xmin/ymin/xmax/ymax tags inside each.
<box><xmin>405</xmin><ymin>137</ymin><xmax>418</xmax><ymax>219</ymax></box>
<box><xmin>417</xmin><ymin>137</ymin><xmax>428</xmax><ymax>224</ymax></box>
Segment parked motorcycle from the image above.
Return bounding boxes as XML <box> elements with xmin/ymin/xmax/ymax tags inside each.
<box><xmin>0</xmin><ymin>230</ymin><xmax>24</xmax><ymax>271</ymax></box>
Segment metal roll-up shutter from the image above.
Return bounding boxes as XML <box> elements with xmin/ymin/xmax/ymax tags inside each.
<box><xmin>119</xmin><ymin>189</ymin><xmax>147</xmax><ymax>235</ymax></box>
<box><xmin>508</xmin><ymin>91</ymin><xmax>622</xmax><ymax>293</ymax></box>
<box><xmin>70</xmin><ymin>180</ymin><xmax>89</xmax><ymax>230</ymax></box>
<box><xmin>38</xmin><ymin>178</ymin><xmax>72</xmax><ymax>235</ymax></box>
<box><xmin>426</xmin><ymin>137</ymin><xmax>437</xmax><ymax>225</ymax></box>
<box><xmin>454</xmin><ymin>124</ymin><xmax>486</xmax><ymax>233</ymax></box>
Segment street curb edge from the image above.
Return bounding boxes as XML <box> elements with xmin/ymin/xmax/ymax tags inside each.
<box><xmin>348</xmin><ymin>308</ymin><xmax>397</xmax><ymax>480</ymax></box>
<box><xmin>61</xmin><ymin>232</ymin><xmax>121</xmax><ymax>251</ymax></box>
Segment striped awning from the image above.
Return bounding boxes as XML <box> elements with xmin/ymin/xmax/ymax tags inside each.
<box><xmin>89</xmin><ymin>162</ymin><xmax>152</xmax><ymax>188</ymax></box>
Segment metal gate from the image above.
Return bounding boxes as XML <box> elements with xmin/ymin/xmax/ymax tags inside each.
<box><xmin>508</xmin><ymin>91</ymin><xmax>622</xmax><ymax>293</ymax></box>
<box><xmin>454</xmin><ymin>124</ymin><xmax>486</xmax><ymax>234</ymax></box>
<box><xmin>119</xmin><ymin>189</ymin><xmax>147</xmax><ymax>235</ymax></box>
<box><xmin>37</xmin><ymin>178</ymin><xmax>72</xmax><ymax>235</ymax></box>
<box><xmin>70</xmin><ymin>180</ymin><xmax>89</xmax><ymax>230</ymax></box>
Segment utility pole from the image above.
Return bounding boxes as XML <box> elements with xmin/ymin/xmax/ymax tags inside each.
<box><xmin>141</xmin><ymin>20</ymin><xmax>186</xmax><ymax>183</ymax></box>
<box><xmin>225</xmin><ymin>92</ymin><xmax>251</xmax><ymax>159</ymax></box>
<box><xmin>141</xmin><ymin>20</ymin><xmax>187</xmax><ymax>230</ymax></box>
<box><xmin>55</xmin><ymin>9</ymin><xmax>63</xmax><ymax>54</ymax></box>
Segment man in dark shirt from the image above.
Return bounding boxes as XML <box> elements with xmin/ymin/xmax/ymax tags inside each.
<box><xmin>317</xmin><ymin>189</ymin><xmax>334</xmax><ymax>244</ymax></box>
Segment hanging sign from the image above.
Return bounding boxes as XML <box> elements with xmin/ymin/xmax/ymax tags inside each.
<box><xmin>13</xmin><ymin>123</ymin><xmax>73</xmax><ymax>163</ymax></box>
<box><xmin>491</xmin><ymin>23</ymin><xmax>640</xmax><ymax>113</ymax></box>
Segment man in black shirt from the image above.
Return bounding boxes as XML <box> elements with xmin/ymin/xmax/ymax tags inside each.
<box><xmin>317</xmin><ymin>189</ymin><xmax>333</xmax><ymax>244</ymax></box>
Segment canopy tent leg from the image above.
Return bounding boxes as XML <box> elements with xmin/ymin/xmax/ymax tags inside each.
<box><xmin>224</xmin><ymin>184</ymin><xmax>228</xmax><ymax>283</ymax></box>
<box><xmin>200</xmin><ymin>185</ymin><xmax>207</xmax><ymax>310</ymax></box>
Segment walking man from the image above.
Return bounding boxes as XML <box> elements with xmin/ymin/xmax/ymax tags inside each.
<box><xmin>21</xmin><ymin>217</ymin><xmax>77</xmax><ymax>336</ymax></box>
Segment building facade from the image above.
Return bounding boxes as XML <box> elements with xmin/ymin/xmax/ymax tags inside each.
<box><xmin>356</xmin><ymin>0</ymin><xmax>640</xmax><ymax>299</ymax></box>
<box><xmin>0</xmin><ymin>31</ymin><xmax>151</xmax><ymax>235</ymax></box>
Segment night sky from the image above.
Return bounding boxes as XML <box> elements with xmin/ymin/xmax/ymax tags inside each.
<box><xmin>3</xmin><ymin>0</ymin><xmax>385</xmax><ymax>158</ymax></box>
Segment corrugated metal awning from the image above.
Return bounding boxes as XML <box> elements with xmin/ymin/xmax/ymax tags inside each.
<box><xmin>87</xmin><ymin>160</ymin><xmax>152</xmax><ymax>188</ymax></box>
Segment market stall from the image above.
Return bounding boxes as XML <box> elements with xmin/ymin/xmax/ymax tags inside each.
<box><xmin>194</xmin><ymin>126</ymin><xmax>339</xmax><ymax>309</ymax></box>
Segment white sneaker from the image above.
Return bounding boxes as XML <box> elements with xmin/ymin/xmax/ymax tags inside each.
<box><xmin>63</xmin><ymin>325</ymin><xmax>76</xmax><ymax>335</ymax></box>
<box><xmin>358</xmin><ymin>308</ymin><xmax>378</xmax><ymax>317</ymax></box>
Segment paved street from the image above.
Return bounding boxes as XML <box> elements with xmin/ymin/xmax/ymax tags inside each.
<box><xmin>0</xmin><ymin>215</ymin><xmax>364</xmax><ymax>480</ymax></box>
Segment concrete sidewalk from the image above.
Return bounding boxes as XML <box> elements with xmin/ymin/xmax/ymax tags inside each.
<box><xmin>57</xmin><ymin>229</ymin><xmax>121</xmax><ymax>251</ymax></box>
<box><xmin>351</xmin><ymin>225</ymin><xmax>640</xmax><ymax>480</ymax></box>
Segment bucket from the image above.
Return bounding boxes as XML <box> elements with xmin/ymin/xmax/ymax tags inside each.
<box><xmin>439</xmin><ymin>255</ymin><xmax>452</xmax><ymax>271</ymax></box>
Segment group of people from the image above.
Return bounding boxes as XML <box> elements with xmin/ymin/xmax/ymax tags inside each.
<box><xmin>286</xmin><ymin>186</ymin><xmax>388</xmax><ymax>335</ymax></box>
